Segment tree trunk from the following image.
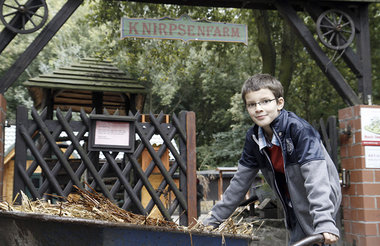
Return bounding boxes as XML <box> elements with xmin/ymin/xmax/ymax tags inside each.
<box><xmin>278</xmin><ymin>20</ymin><xmax>295</xmax><ymax>97</ymax></box>
<box><xmin>253</xmin><ymin>9</ymin><xmax>276</xmax><ymax>75</ymax></box>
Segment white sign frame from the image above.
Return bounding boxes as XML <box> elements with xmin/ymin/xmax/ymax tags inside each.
<box><xmin>365</xmin><ymin>146</ymin><xmax>380</xmax><ymax>168</ymax></box>
<box><xmin>361</xmin><ymin>107</ymin><xmax>380</xmax><ymax>146</ymax></box>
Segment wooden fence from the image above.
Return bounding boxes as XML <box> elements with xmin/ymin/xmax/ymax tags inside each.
<box><xmin>13</xmin><ymin>106</ymin><xmax>197</xmax><ymax>226</ymax></box>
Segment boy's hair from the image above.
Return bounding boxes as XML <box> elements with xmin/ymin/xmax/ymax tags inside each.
<box><xmin>241</xmin><ymin>74</ymin><xmax>284</xmax><ymax>104</ymax></box>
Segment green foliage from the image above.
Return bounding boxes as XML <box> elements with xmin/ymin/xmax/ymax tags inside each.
<box><xmin>1</xmin><ymin>0</ymin><xmax>109</xmax><ymax>120</ymax></box>
<box><xmin>86</xmin><ymin>2</ymin><xmax>260</xmax><ymax>146</ymax></box>
<box><xmin>2</xmin><ymin>1</ymin><xmax>379</xmax><ymax>170</ymax></box>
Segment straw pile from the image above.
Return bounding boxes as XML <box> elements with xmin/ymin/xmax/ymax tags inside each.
<box><xmin>0</xmin><ymin>186</ymin><xmax>258</xmax><ymax>238</ymax></box>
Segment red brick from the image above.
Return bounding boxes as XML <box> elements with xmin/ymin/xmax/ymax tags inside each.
<box><xmin>339</xmin><ymin>107</ymin><xmax>354</xmax><ymax>120</ymax></box>
<box><xmin>343</xmin><ymin>184</ymin><xmax>357</xmax><ymax>196</ymax></box>
<box><xmin>353</xmin><ymin>118</ymin><xmax>362</xmax><ymax>130</ymax></box>
<box><xmin>340</xmin><ymin>146</ymin><xmax>349</xmax><ymax>158</ymax></box>
<box><xmin>351</xmin><ymin>170</ymin><xmax>374</xmax><ymax>183</ymax></box>
<box><xmin>355</xmin><ymin>105</ymin><xmax>365</xmax><ymax>117</ymax></box>
<box><xmin>347</xmin><ymin>119</ymin><xmax>357</xmax><ymax>132</ymax></box>
<box><xmin>339</xmin><ymin>121</ymin><xmax>346</xmax><ymax>129</ymax></box>
<box><xmin>350</xmin><ymin>196</ymin><xmax>376</xmax><ymax>209</ymax></box>
<box><xmin>351</xmin><ymin>144</ymin><xmax>365</xmax><ymax>157</ymax></box>
<box><xmin>344</xmin><ymin>234</ymin><xmax>359</xmax><ymax>246</ymax></box>
<box><xmin>355</xmin><ymin>131</ymin><xmax>362</xmax><ymax>143</ymax></box>
<box><xmin>357</xmin><ymin>183</ymin><xmax>380</xmax><ymax>196</ymax></box>
<box><xmin>343</xmin><ymin>196</ymin><xmax>351</xmax><ymax>208</ymax></box>
<box><xmin>0</xmin><ymin>94</ymin><xmax>6</xmax><ymax>109</ymax></box>
<box><xmin>340</xmin><ymin>134</ymin><xmax>352</xmax><ymax>146</ymax></box>
<box><xmin>341</xmin><ymin>158</ymin><xmax>355</xmax><ymax>169</ymax></box>
<box><xmin>344</xmin><ymin>220</ymin><xmax>352</xmax><ymax>233</ymax></box>
<box><xmin>375</xmin><ymin>171</ymin><xmax>380</xmax><ymax>182</ymax></box>
<box><xmin>355</xmin><ymin>157</ymin><xmax>366</xmax><ymax>169</ymax></box>
<box><xmin>343</xmin><ymin>208</ymin><xmax>355</xmax><ymax>220</ymax></box>
<box><xmin>357</xmin><ymin>209</ymin><xmax>380</xmax><ymax>221</ymax></box>
<box><xmin>361</xmin><ymin>236</ymin><xmax>380</xmax><ymax>246</ymax></box>
<box><xmin>351</xmin><ymin>221</ymin><xmax>378</xmax><ymax>235</ymax></box>
<box><xmin>356</xmin><ymin>236</ymin><xmax>366</xmax><ymax>246</ymax></box>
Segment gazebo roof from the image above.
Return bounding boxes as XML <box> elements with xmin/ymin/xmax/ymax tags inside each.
<box><xmin>23</xmin><ymin>58</ymin><xmax>147</xmax><ymax>114</ymax></box>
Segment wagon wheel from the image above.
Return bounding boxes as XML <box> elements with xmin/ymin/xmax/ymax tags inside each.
<box><xmin>316</xmin><ymin>9</ymin><xmax>355</xmax><ymax>50</ymax></box>
<box><xmin>0</xmin><ymin>0</ymin><xmax>48</xmax><ymax>34</ymax></box>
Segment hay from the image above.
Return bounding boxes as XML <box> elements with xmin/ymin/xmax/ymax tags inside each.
<box><xmin>0</xmin><ymin>186</ymin><xmax>258</xmax><ymax>238</ymax></box>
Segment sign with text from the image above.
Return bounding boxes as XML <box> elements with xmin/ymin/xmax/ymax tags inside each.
<box><xmin>361</xmin><ymin>107</ymin><xmax>380</xmax><ymax>146</ymax></box>
<box><xmin>365</xmin><ymin>146</ymin><xmax>380</xmax><ymax>168</ymax></box>
<box><xmin>121</xmin><ymin>15</ymin><xmax>248</xmax><ymax>45</ymax></box>
<box><xmin>89</xmin><ymin>115</ymin><xmax>136</xmax><ymax>152</ymax></box>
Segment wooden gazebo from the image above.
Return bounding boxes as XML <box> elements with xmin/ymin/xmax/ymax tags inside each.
<box><xmin>23</xmin><ymin>57</ymin><xmax>147</xmax><ymax>117</ymax></box>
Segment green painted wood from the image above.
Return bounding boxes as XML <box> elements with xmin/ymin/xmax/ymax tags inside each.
<box><xmin>25</xmin><ymin>84</ymin><xmax>147</xmax><ymax>94</ymax></box>
<box><xmin>51</xmin><ymin>70</ymin><xmax>134</xmax><ymax>79</ymax></box>
<box><xmin>23</xmin><ymin>58</ymin><xmax>147</xmax><ymax>92</ymax></box>
<box><xmin>25</xmin><ymin>78</ymin><xmax>145</xmax><ymax>89</ymax></box>
<box><xmin>36</xmin><ymin>74</ymin><xmax>141</xmax><ymax>84</ymax></box>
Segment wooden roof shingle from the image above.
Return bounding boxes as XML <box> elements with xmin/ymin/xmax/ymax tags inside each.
<box><xmin>23</xmin><ymin>57</ymin><xmax>147</xmax><ymax>114</ymax></box>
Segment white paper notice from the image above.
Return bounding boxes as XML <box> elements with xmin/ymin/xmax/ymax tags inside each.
<box><xmin>361</xmin><ymin>107</ymin><xmax>380</xmax><ymax>146</ymax></box>
<box><xmin>94</xmin><ymin>121</ymin><xmax>130</xmax><ymax>146</ymax></box>
<box><xmin>365</xmin><ymin>146</ymin><xmax>380</xmax><ymax>168</ymax></box>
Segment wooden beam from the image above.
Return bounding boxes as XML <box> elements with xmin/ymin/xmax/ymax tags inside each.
<box><xmin>0</xmin><ymin>0</ymin><xmax>83</xmax><ymax>93</ymax></box>
<box><xmin>13</xmin><ymin>106</ymin><xmax>28</xmax><ymax>201</ymax></box>
<box><xmin>274</xmin><ymin>0</ymin><xmax>361</xmax><ymax>106</ymax></box>
<box><xmin>356</xmin><ymin>3</ymin><xmax>372</xmax><ymax>104</ymax></box>
<box><xmin>186</xmin><ymin>111</ymin><xmax>197</xmax><ymax>227</ymax></box>
<box><xmin>304</xmin><ymin>3</ymin><xmax>363</xmax><ymax>77</ymax></box>
<box><xmin>46</xmin><ymin>89</ymin><xmax>54</xmax><ymax>120</ymax></box>
<box><xmin>0</xmin><ymin>0</ymin><xmax>41</xmax><ymax>54</ymax></box>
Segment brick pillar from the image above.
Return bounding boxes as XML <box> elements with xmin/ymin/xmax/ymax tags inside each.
<box><xmin>0</xmin><ymin>94</ymin><xmax>6</xmax><ymax>200</ymax></box>
<box><xmin>339</xmin><ymin>105</ymin><xmax>380</xmax><ymax>246</ymax></box>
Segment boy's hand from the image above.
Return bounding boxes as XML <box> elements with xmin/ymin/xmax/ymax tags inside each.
<box><xmin>322</xmin><ymin>232</ymin><xmax>339</xmax><ymax>244</ymax></box>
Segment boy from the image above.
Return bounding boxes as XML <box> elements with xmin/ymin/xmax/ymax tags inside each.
<box><xmin>203</xmin><ymin>74</ymin><xmax>341</xmax><ymax>245</ymax></box>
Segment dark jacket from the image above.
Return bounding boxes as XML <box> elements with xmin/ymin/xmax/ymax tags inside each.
<box><xmin>204</xmin><ymin>109</ymin><xmax>341</xmax><ymax>237</ymax></box>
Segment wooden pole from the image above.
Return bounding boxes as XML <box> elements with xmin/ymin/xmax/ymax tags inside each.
<box><xmin>186</xmin><ymin>111</ymin><xmax>197</xmax><ymax>227</ymax></box>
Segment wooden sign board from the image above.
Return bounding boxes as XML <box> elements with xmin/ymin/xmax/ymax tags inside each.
<box><xmin>121</xmin><ymin>14</ymin><xmax>248</xmax><ymax>45</ymax></box>
<box><xmin>88</xmin><ymin>115</ymin><xmax>136</xmax><ymax>152</ymax></box>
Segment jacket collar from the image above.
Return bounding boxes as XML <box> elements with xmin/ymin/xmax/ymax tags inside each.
<box><xmin>252</xmin><ymin>109</ymin><xmax>287</xmax><ymax>149</ymax></box>
<box><xmin>270</xmin><ymin>109</ymin><xmax>287</xmax><ymax>137</ymax></box>
<box><xmin>253</xmin><ymin>109</ymin><xmax>288</xmax><ymax>139</ymax></box>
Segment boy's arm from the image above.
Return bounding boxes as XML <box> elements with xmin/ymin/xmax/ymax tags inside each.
<box><xmin>300</xmin><ymin>158</ymin><xmax>340</xmax><ymax>237</ymax></box>
<box><xmin>292</xmin><ymin>124</ymin><xmax>341</xmax><ymax>236</ymax></box>
<box><xmin>203</xmin><ymin>163</ymin><xmax>258</xmax><ymax>227</ymax></box>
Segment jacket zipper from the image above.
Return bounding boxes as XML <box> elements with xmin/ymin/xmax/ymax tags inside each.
<box><xmin>252</xmin><ymin>132</ymin><xmax>290</xmax><ymax>228</ymax></box>
<box><xmin>262</xmin><ymin>146</ymin><xmax>290</xmax><ymax>228</ymax></box>
<box><xmin>272</xmin><ymin>129</ymin><xmax>305</xmax><ymax>234</ymax></box>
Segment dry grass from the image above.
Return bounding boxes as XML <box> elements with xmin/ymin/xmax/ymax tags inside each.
<box><xmin>0</xmin><ymin>186</ymin><xmax>258</xmax><ymax>239</ymax></box>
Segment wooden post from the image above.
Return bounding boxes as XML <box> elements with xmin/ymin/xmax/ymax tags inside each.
<box><xmin>13</xmin><ymin>106</ymin><xmax>28</xmax><ymax>201</ymax></box>
<box><xmin>216</xmin><ymin>167</ymin><xmax>238</xmax><ymax>200</ymax></box>
<box><xmin>186</xmin><ymin>111</ymin><xmax>197</xmax><ymax>227</ymax></box>
<box><xmin>0</xmin><ymin>94</ymin><xmax>6</xmax><ymax>200</ymax></box>
<box><xmin>178</xmin><ymin>111</ymin><xmax>187</xmax><ymax>226</ymax></box>
<box><xmin>356</xmin><ymin>4</ymin><xmax>372</xmax><ymax>104</ymax></box>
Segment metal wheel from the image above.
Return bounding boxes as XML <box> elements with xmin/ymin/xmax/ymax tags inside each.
<box><xmin>316</xmin><ymin>9</ymin><xmax>355</xmax><ymax>50</ymax></box>
<box><xmin>0</xmin><ymin>0</ymin><xmax>48</xmax><ymax>34</ymax></box>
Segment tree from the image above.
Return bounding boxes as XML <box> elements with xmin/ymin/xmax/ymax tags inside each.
<box><xmin>0</xmin><ymin>0</ymin><xmax>109</xmax><ymax>121</ymax></box>
<box><xmin>2</xmin><ymin>1</ymin><xmax>378</xmax><ymax>169</ymax></box>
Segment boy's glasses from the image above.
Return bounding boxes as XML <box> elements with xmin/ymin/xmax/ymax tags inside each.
<box><xmin>246</xmin><ymin>99</ymin><xmax>276</xmax><ymax>109</ymax></box>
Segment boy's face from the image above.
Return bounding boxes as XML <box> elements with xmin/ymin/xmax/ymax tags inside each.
<box><xmin>245</xmin><ymin>88</ymin><xmax>284</xmax><ymax>133</ymax></box>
